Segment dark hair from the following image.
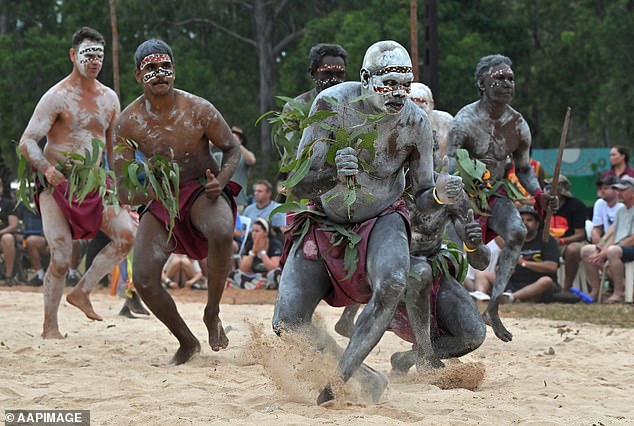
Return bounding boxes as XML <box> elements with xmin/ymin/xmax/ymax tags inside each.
<box><xmin>134</xmin><ymin>39</ymin><xmax>174</xmax><ymax>70</ymax></box>
<box><xmin>474</xmin><ymin>54</ymin><xmax>512</xmax><ymax>94</ymax></box>
<box><xmin>231</xmin><ymin>126</ymin><xmax>246</xmax><ymax>145</ymax></box>
<box><xmin>72</xmin><ymin>27</ymin><xmax>105</xmax><ymax>50</ymax></box>
<box><xmin>612</xmin><ymin>145</ymin><xmax>630</xmax><ymax>165</ymax></box>
<box><xmin>597</xmin><ymin>175</ymin><xmax>618</xmax><ymax>187</ymax></box>
<box><xmin>308</xmin><ymin>44</ymin><xmax>348</xmax><ymax>74</ymax></box>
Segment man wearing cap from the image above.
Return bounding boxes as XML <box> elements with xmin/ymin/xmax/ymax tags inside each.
<box><xmin>545</xmin><ymin>175</ymin><xmax>588</xmax><ymax>292</ymax></box>
<box><xmin>588</xmin><ymin>176</ymin><xmax>623</xmax><ymax>246</ymax></box>
<box><xmin>581</xmin><ymin>175</ymin><xmax>634</xmax><ymax>303</ymax></box>
<box><xmin>500</xmin><ymin>205</ymin><xmax>561</xmax><ymax>303</ymax></box>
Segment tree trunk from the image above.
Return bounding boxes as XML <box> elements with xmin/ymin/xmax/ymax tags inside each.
<box><xmin>254</xmin><ymin>0</ymin><xmax>274</xmax><ymax>158</ymax></box>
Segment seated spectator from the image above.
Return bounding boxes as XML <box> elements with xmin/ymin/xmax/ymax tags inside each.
<box><xmin>15</xmin><ymin>204</ymin><xmax>49</xmax><ymax>286</ymax></box>
<box><xmin>473</xmin><ymin>206</ymin><xmax>560</xmax><ymax>303</ymax></box>
<box><xmin>0</xmin><ymin>178</ymin><xmax>19</xmax><ymax>286</ymax></box>
<box><xmin>162</xmin><ymin>253</ymin><xmax>206</xmax><ymax>290</ymax></box>
<box><xmin>600</xmin><ymin>146</ymin><xmax>634</xmax><ymax>181</ymax></box>
<box><xmin>242</xmin><ymin>180</ymin><xmax>286</xmax><ymax>232</ymax></box>
<box><xmin>581</xmin><ymin>176</ymin><xmax>634</xmax><ymax>303</ymax></box>
<box><xmin>545</xmin><ymin>175</ymin><xmax>587</xmax><ymax>292</ymax></box>
<box><xmin>231</xmin><ymin>218</ymin><xmax>282</xmax><ymax>289</ymax></box>
<box><xmin>589</xmin><ymin>176</ymin><xmax>623</xmax><ymax>246</ymax></box>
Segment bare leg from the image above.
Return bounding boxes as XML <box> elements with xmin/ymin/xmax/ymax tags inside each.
<box><xmin>38</xmin><ymin>193</ymin><xmax>73</xmax><ymax>339</ymax></box>
<box><xmin>274</xmin><ymin>241</ymin><xmax>387</xmax><ymax>405</ymax></box>
<box><xmin>404</xmin><ymin>255</ymin><xmax>443</xmax><ymax>369</ymax></box>
<box><xmin>484</xmin><ymin>199</ymin><xmax>526</xmax><ymax>342</ymax></box>
<box><xmin>563</xmin><ymin>242</ymin><xmax>583</xmax><ymax>291</ymax></box>
<box><xmin>391</xmin><ymin>274</ymin><xmax>486</xmax><ymax>373</ymax></box>
<box><xmin>1</xmin><ymin>234</ymin><xmax>16</xmax><ymax>278</ymax></box>
<box><xmin>511</xmin><ymin>276</ymin><xmax>554</xmax><ymax>301</ymax></box>
<box><xmin>329</xmin><ymin>214</ymin><xmax>409</xmax><ymax>404</ymax></box>
<box><xmin>191</xmin><ymin>195</ymin><xmax>233</xmax><ymax>351</ymax></box>
<box><xmin>67</xmin><ymin>206</ymin><xmax>134</xmax><ymax>321</ymax></box>
<box><xmin>334</xmin><ymin>305</ymin><xmax>359</xmax><ymax>338</ymax></box>
<box><xmin>580</xmin><ymin>244</ymin><xmax>602</xmax><ymax>298</ymax></box>
<box><xmin>134</xmin><ymin>215</ymin><xmax>200</xmax><ymax>365</ymax></box>
<box><xmin>605</xmin><ymin>245</ymin><xmax>626</xmax><ymax>302</ymax></box>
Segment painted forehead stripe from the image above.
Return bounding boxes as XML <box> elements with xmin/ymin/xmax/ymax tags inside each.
<box><xmin>78</xmin><ymin>45</ymin><xmax>104</xmax><ymax>55</ymax></box>
<box><xmin>140</xmin><ymin>53</ymin><xmax>172</xmax><ymax>70</ymax></box>
<box><xmin>315</xmin><ymin>64</ymin><xmax>345</xmax><ymax>73</ymax></box>
<box><xmin>371</xmin><ymin>66</ymin><xmax>413</xmax><ymax>76</ymax></box>
<box><xmin>490</xmin><ymin>67</ymin><xmax>513</xmax><ymax>77</ymax></box>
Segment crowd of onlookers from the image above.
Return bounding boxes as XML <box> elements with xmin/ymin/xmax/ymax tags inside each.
<box><xmin>1</xmin><ymin>144</ymin><xmax>632</xmax><ymax>303</ymax></box>
<box><xmin>466</xmin><ymin>145</ymin><xmax>634</xmax><ymax>304</ymax></box>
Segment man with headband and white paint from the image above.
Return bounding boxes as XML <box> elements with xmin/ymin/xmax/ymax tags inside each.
<box><xmin>19</xmin><ymin>27</ymin><xmax>136</xmax><ymax>339</ymax></box>
<box><xmin>114</xmin><ymin>39</ymin><xmax>241</xmax><ymax>365</ymax></box>
<box><xmin>446</xmin><ymin>54</ymin><xmax>558</xmax><ymax>342</ymax></box>
<box><xmin>273</xmin><ymin>40</ymin><xmax>464</xmax><ymax>405</ymax></box>
<box><xmin>409</xmin><ymin>82</ymin><xmax>454</xmax><ymax>169</ymax></box>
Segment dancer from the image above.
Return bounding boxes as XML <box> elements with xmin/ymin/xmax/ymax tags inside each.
<box><xmin>18</xmin><ymin>27</ymin><xmax>136</xmax><ymax>338</ymax></box>
<box><xmin>114</xmin><ymin>39</ymin><xmax>240</xmax><ymax>364</ymax></box>
<box><xmin>273</xmin><ymin>40</ymin><xmax>463</xmax><ymax>404</ymax></box>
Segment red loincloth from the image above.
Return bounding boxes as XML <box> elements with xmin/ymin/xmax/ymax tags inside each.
<box><xmin>35</xmin><ymin>176</ymin><xmax>112</xmax><ymax>240</ymax></box>
<box><xmin>148</xmin><ymin>179</ymin><xmax>240</xmax><ymax>260</ymax></box>
<box><xmin>281</xmin><ymin>199</ymin><xmax>411</xmax><ymax>307</ymax></box>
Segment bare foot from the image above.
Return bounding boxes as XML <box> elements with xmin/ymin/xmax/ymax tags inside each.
<box><xmin>203</xmin><ymin>315</ymin><xmax>229</xmax><ymax>351</ymax></box>
<box><xmin>66</xmin><ymin>290</ymin><xmax>103</xmax><ymax>321</ymax></box>
<box><xmin>390</xmin><ymin>350</ymin><xmax>416</xmax><ymax>374</ymax></box>
<box><xmin>334</xmin><ymin>317</ymin><xmax>355</xmax><ymax>338</ymax></box>
<box><xmin>317</xmin><ymin>384</ymin><xmax>336</xmax><ymax>406</ymax></box>
<box><xmin>168</xmin><ymin>340</ymin><xmax>201</xmax><ymax>365</ymax></box>
<box><xmin>357</xmin><ymin>364</ymin><xmax>389</xmax><ymax>404</ymax></box>
<box><xmin>482</xmin><ymin>309</ymin><xmax>512</xmax><ymax>342</ymax></box>
<box><xmin>42</xmin><ymin>324</ymin><xmax>64</xmax><ymax>339</ymax></box>
<box><xmin>128</xmin><ymin>293</ymin><xmax>151</xmax><ymax>315</ymax></box>
<box><xmin>118</xmin><ymin>304</ymin><xmax>137</xmax><ymax>319</ymax></box>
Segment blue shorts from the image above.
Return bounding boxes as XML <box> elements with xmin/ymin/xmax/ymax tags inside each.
<box><xmin>622</xmin><ymin>246</ymin><xmax>634</xmax><ymax>262</ymax></box>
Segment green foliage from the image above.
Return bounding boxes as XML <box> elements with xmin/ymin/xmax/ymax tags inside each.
<box><xmin>116</xmin><ymin>140</ymin><xmax>181</xmax><ymax>241</ymax></box>
<box><xmin>1</xmin><ymin>0</ymin><xmax>633</xmax><ymax>183</ymax></box>
<box><xmin>429</xmin><ymin>241</ymin><xmax>468</xmax><ymax>285</ymax></box>
<box><xmin>63</xmin><ymin>139</ymin><xmax>119</xmax><ymax>207</ymax></box>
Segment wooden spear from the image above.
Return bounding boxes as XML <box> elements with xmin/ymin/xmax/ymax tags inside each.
<box><xmin>542</xmin><ymin>107</ymin><xmax>572</xmax><ymax>241</ymax></box>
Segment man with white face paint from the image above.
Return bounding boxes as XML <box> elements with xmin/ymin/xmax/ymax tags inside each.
<box><xmin>273</xmin><ymin>40</ymin><xmax>464</xmax><ymax>405</ymax></box>
<box><xmin>446</xmin><ymin>54</ymin><xmax>558</xmax><ymax>342</ymax></box>
<box><xmin>114</xmin><ymin>39</ymin><xmax>241</xmax><ymax>365</ymax></box>
<box><xmin>19</xmin><ymin>27</ymin><xmax>136</xmax><ymax>339</ymax></box>
<box><xmin>409</xmin><ymin>82</ymin><xmax>454</xmax><ymax>169</ymax></box>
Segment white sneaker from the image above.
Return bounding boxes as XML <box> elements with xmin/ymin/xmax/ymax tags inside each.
<box><xmin>498</xmin><ymin>291</ymin><xmax>516</xmax><ymax>304</ymax></box>
<box><xmin>469</xmin><ymin>290</ymin><xmax>491</xmax><ymax>301</ymax></box>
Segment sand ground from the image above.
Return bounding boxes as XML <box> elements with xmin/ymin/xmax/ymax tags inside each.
<box><xmin>0</xmin><ymin>287</ymin><xmax>633</xmax><ymax>425</ymax></box>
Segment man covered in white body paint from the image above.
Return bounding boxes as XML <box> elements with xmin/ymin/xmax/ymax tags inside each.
<box><xmin>272</xmin><ymin>40</ymin><xmax>464</xmax><ymax>405</ymax></box>
<box><xmin>409</xmin><ymin>82</ymin><xmax>454</xmax><ymax>168</ymax></box>
<box><xmin>114</xmin><ymin>39</ymin><xmax>241</xmax><ymax>365</ymax></box>
<box><xmin>19</xmin><ymin>27</ymin><xmax>136</xmax><ymax>339</ymax></box>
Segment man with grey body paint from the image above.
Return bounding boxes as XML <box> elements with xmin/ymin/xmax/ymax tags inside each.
<box><xmin>273</xmin><ymin>40</ymin><xmax>464</xmax><ymax>405</ymax></box>
<box><xmin>446</xmin><ymin>54</ymin><xmax>558</xmax><ymax>342</ymax></box>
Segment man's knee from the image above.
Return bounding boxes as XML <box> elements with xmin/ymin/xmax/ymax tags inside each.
<box><xmin>605</xmin><ymin>245</ymin><xmax>623</xmax><ymax>260</ymax></box>
<box><xmin>49</xmin><ymin>251</ymin><xmax>71</xmax><ymax>277</ymax></box>
<box><xmin>507</xmin><ymin>224</ymin><xmax>527</xmax><ymax>246</ymax></box>
<box><xmin>374</xmin><ymin>269</ymin><xmax>408</xmax><ymax>300</ymax></box>
<box><xmin>0</xmin><ymin>233</ymin><xmax>15</xmax><ymax>247</ymax></box>
<box><xmin>580</xmin><ymin>244</ymin><xmax>597</xmax><ymax>260</ymax></box>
